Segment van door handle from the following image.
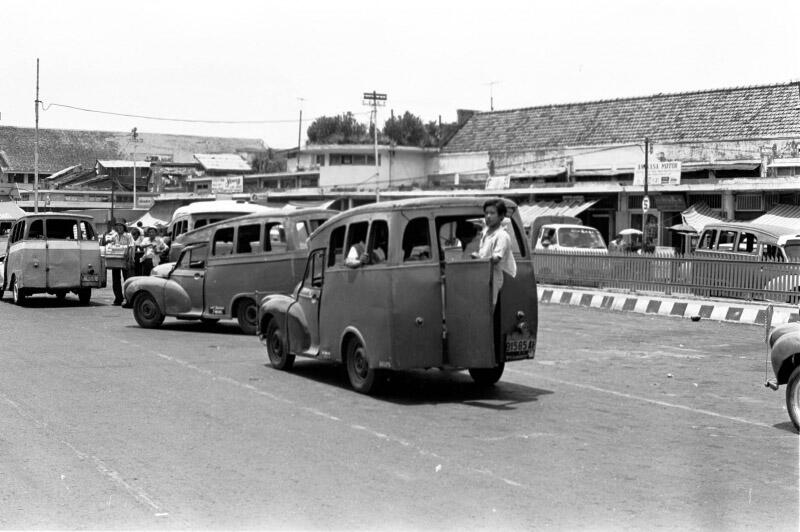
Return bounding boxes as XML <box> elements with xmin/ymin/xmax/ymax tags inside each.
<box><xmin>310</xmin><ymin>293</ymin><xmax>318</xmax><ymax>302</ymax></box>
<box><xmin>194</xmin><ymin>273</ymin><xmax>203</xmax><ymax>280</ymax></box>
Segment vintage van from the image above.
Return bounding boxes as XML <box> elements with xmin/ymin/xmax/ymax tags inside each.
<box><xmin>123</xmin><ymin>208</ymin><xmax>336</xmax><ymax>333</ymax></box>
<box><xmin>0</xmin><ymin>213</ymin><xmax>106</xmax><ymax>305</ymax></box>
<box><xmin>533</xmin><ymin>222</ymin><xmax>608</xmax><ymax>253</ymax></box>
<box><xmin>167</xmin><ymin>200</ymin><xmax>274</xmax><ymax>261</ymax></box>
<box><xmin>256</xmin><ymin>197</ymin><xmax>538</xmax><ymax>394</ymax></box>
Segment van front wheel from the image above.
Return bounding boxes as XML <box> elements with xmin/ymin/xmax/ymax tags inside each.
<box><xmin>78</xmin><ymin>288</ymin><xmax>91</xmax><ymax>305</ymax></box>
<box><xmin>11</xmin><ymin>278</ymin><xmax>26</xmax><ymax>306</ymax></box>
<box><xmin>786</xmin><ymin>366</ymin><xmax>800</xmax><ymax>431</ymax></box>
<box><xmin>237</xmin><ymin>299</ymin><xmax>258</xmax><ymax>335</ymax></box>
<box><xmin>469</xmin><ymin>362</ymin><xmax>505</xmax><ymax>386</ymax></box>
<box><xmin>346</xmin><ymin>338</ymin><xmax>380</xmax><ymax>394</ymax></box>
<box><xmin>266</xmin><ymin>320</ymin><xmax>294</xmax><ymax>370</ymax></box>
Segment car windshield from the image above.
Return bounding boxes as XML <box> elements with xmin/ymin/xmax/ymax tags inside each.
<box><xmin>557</xmin><ymin>227</ymin><xmax>605</xmax><ymax>249</ymax></box>
<box><xmin>784</xmin><ymin>241</ymin><xmax>800</xmax><ymax>260</ymax></box>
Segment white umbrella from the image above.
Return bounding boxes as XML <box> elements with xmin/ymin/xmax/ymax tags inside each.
<box><xmin>618</xmin><ymin>228</ymin><xmax>643</xmax><ymax>236</ymax></box>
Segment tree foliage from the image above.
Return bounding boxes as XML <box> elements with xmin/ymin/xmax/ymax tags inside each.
<box><xmin>306</xmin><ymin>112</ymin><xmax>369</xmax><ymax>144</ymax></box>
<box><xmin>382</xmin><ymin>111</ymin><xmax>430</xmax><ymax>147</ymax></box>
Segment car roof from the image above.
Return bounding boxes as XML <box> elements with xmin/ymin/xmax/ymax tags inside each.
<box><xmin>543</xmin><ymin>224</ymin><xmax>593</xmax><ymax>230</ymax></box>
<box><xmin>18</xmin><ymin>212</ymin><xmax>94</xmax><ymax>221</ymax></box>
<box><xmin>170</xmin><ymin>200</ymin><xmax>273</xmax><ymax>218</ymax></box>
<box><xmin>702</xmin><ymin>221</ymin><xmax>800</xmax><ymax>238</ymax></box>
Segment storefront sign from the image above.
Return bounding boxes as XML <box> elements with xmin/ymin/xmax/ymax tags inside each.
<box><xmin>485</xmin><ymin>175</ymin><xmax>510</xmax><ymax>190</ymax></box>
<box><xmin>633</xmin><ymin>161</ymin><xmax>682</xmax><ymax>186</ymax></box>
<box><xmin>211</xmin><ymin>176</ymin><xmax>244</xmax><ymax>194</ymax></box>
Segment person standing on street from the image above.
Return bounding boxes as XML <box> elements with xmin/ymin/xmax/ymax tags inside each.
<box><xmin>107</xmin><ymin>219</ymin><xmax>134</xmax><ymax>305</ymax></box>
<box><xmin>139</xmin><ymin>227</ymin><xmax>167</xmax><ymax>276</ymax></box>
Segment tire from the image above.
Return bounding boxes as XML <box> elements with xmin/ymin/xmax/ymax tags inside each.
<box><xmin>78</xmin><ymin>288</ymin><xmax>91</xmax><ymax>305</ymax></box>
<box><xmin>200</xmin><ymin>318</ymin><xmax>219</xmax><ymax>328</ymax></box>
<box><xmin>345</xmin><ymin>337</ymin><xmax>380</xmax><ymax>394</ymax></box>
<box><xmin>55</xmin><ymin>291</ymin><xmax>67</xmax><ymax>300</ymax></box>
<box><xmin>11</xmin><ymin>277</ymin><xmax>26</xmax><ymax>306</ymax></box>
<box><xmin>265</xmin><ymin>319</ymin><xmax>294</xmax><ymax>370</ymax></box>
<box><xmin>786</xmin><ymin>366</ymin><xmax>800</xmax><ymax>431</ymax></box>
<box><xmin>133</xmin><ymin>293</ymin><xmax>165</xmax><ymax>329</ymax></box>
<box><xmin>469</xmin><ymin>362</ymin><xmax>505</xmax><ymax>386</ymax></box>
<box><xmin>236</xmin><ymin>299</ymin><xmax>258</xmax><ymax>335</ymax></box>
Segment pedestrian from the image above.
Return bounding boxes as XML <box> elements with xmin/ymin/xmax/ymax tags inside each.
<box><xmin>139</xmin><ymin>227</ymin><xmax>167</xmax><ymax>276</ymax></box>
<box><xmin>107</xmin><ymin>218</ymin><xmax>134</xmax><ymax>305</ymax></box>
<box><xmin>130</xmin><ymin>227</ymin><xmax>144</xmax><ymax>276</ymax></box>
<box><xmin>472</xmin><ymin>199</ymin><xmax>517</xmax><ymax>306</ymax></box>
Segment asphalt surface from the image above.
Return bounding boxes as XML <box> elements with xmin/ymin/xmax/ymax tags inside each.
<box><xmin>0</xmin><ymin>284</ymin><xmax>797</xmax><ymax>530</ymax></box>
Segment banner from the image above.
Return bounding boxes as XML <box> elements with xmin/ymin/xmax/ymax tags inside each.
<box><xmin>485</xmin><ymin>175</ymin><xmax>510</xmax><ymax>190</ymax></box>
<box><xmin>633</xmin><ymin>161</ymin><xmax>681</xmax><ymax>186</ymax></box>
<box><xmin>211</xmin><ymin>176</ymin><xmax>244</xmax><ymax>194</ymax></box>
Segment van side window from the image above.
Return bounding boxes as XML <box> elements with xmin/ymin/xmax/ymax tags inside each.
<box><xmin>504</xmin><ymin>219</ymin><xmax>526</xmax><ymax>257</ymax></box>
<box><xmin>10</xmin><ymin>221</ymin><xmax>24</xmax><ymax>243</ymax></box>
<box><xmin>79</xmin><ymin>221</ymin><xmax>95</xmax><ymax>240</ymax></box>
<box><xmin>698</xmin><ymin>230</ymin><xmax>716</xmax><ymax>250</ymax></box>
<box><xmin>717</xmin><ymin>230</ymin><xmax>736</xmax><ymax>251</ymax></box>
<box><xmin>345</xmin><ymin>221</ymin><xmax>369</xmax><ymax>266</ymax></box>
<box><xmin>266</xmin><ymin>223</ymin><xmax>287</xmax><ymax>253</ymax></box>
<box><xmin>763</xmin><ymin>244</ymin><xmax>783</xmax><ymax>261</ymax></box>
<box><xmin>328</xmin><ymin>226</ymin><xmax>346</xmax><ymax>267</ymax></box>
<box><xmin>46</xmin><ymin>219</ymin><xmax>80</xmax><ymax>239</ymax></box>
<box><xmin>28</xmin><ymin>220</ymin><xmax>44</xmax><ymax>239</ymax></box>
<box><xmin>366</xmin><ymin>220</ymin><xmax>389</xmax><ymax>264</ymax></box>
<box><xmin>403</xmin><ymin>217</ymin><xmax>432</xmax><ymax>262</ymax></box>
<box><xmin>737</xmin><ymin>232</ymin><xmax>757</xmax><ymax>253</ymax></box>
<box><xmin>212</xmin><ymin>227</ymin><xmax>235</xmax><ymax>255</ymax></box>
<box><xmin>295</xmin><ymin>221</ymin><xmax>310</xmax><ymax>250</ymax></box>
<box><xmin>310</xmin><ymin>219</ymin><xmax>328</xmax><ymax>232</ymax></box>
<box><xmin>436</xmin><ymin>216</ymin><xmax>479</xmax><ymax>261</ymax></box>
<box><xmin>236</xmin><ymin>224</ymin><xmax>261</xmax><ymax>254</ymax></box>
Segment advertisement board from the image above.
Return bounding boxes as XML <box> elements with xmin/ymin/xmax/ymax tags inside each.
<box><xmin>633</xmin><ymin>161</ymin><xmax>682</xmax><ymax>186</ymax></box>
<box><xmin>211</xmin><ymin>176</ymin><xmax>244</xmax><ymax>194</ymax></box>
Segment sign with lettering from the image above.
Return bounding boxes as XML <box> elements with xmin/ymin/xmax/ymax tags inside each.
<box><xmin>633</xmin><ymin>161</ymin><xmax>682</xmax><ymax>186</ymax></box>
<box><xmin>211</xmin><ymin>176</ymin><xmax>244</xmax><ymax>194</ymax></box>
<box><xmin>485</xmin><ymin>175</ymin><xmax>510</xmax><ymax>190</ymax></box>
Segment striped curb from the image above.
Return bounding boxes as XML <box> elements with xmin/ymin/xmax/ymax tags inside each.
<box><xmin>537</xmin><ymin>285</ymin><xmax>800</xmax><ymax>326</ymax></box>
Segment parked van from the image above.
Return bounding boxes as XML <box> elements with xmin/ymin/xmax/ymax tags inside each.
<box><xmin>123</xmin><ymin>208</ymin><xmax>336</xmax><ymax>333</ymax></box>
<box><xmin>168</xmin><ymin>200</ymin><xmax>273</xmax><ymax>261</ymax></box>
<box><xmin>257</xmin><ymin>197</ymin><xmax>538</xmax><ymax>394</ymax></box>
<box><xmin>0</xmin><ymin>213</ymin><xmax>106</xmax><ymax>305</ymax></box>
<box><xmin>533</xmin><ymin>220</ymin><xmax>607</xmax><ymax>253</ymax></box>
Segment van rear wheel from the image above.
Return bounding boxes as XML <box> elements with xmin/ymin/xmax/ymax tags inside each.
<box><xmin>469</xmin><ymin>362</ymin><xmax>505</xmax><ymax>386</ymax></box>
<box><xmin>345</xmin><ymin>338</ymin><xmax>380</xmax><ymax>394</ymax></box>
<box><xmin>266</xmin><ymin>319</ymin><xmax>294</xmax><ymax>370</ymax></box>
<box><xmin>78</xmin><ymin>288</ymin><xmax>91</xmax><ymax>305</ymax></box>
<box><xmin>237</xmin><ymin>299</ymin><xmax>258</xmax><ymax>335</ymax></box>
<box><xmin>133</xmin><ymin>293</ymin><xmax>165</xmax><ymax>328</ymax></box>
<box><xmin>11</xmin><ymin>278</ymin><xmax>26</xmax><ymax>306</ymax></box>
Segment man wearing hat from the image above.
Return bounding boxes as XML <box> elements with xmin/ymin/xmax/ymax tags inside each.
<box><xmin>107</xmin><ymin>218</ymin><xmax>135</xmax><ymax>305</ymax></box>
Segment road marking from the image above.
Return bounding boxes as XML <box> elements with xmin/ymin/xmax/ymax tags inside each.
<box><xmin>507</xmin><ymin>368</ymin><xmax>774</xmax><ymax>429</ymax></box>
<box><xmin>0</xmin><ymin>391</ymin><xmax>163</xmax><ymax>512</ymax></box>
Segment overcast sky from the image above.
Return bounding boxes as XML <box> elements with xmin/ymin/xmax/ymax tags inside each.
<box><xmin>1</xmin><ymin>0</ymin><xmax>798</xmax><ymax>149</ymax></box>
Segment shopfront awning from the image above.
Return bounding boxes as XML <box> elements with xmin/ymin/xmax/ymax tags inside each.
<box><xmin>767</xmin><ymin>158</ymin><xmax>800</xmax><ymax>169</ymax></box>
<box><xmin>681</xmin><ymin>203</ymin><xmax>724</xmax><ymax>233</ymax></box>
<box><xmin>751</xmin><ymin>204</ymin><xmax>800</xmax><ymax>232</ymax></box>
<box><xmin>682</xmin><ymin>160</ymin><xmax>761</xmax><ymax>172</ymax></box>
<box><xmin>0</xmin><ymin>201</ymin><xmax>25</xmax><ymax>221</ymax></box>
<box><xmin>517</xmin><ymin>199</ymin><xmax>599</xmax><ymax>228</ymax></box>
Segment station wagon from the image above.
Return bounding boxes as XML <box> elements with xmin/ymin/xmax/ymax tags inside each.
<box><xmin>257</xmin><ymin>197</ymin><xmax>538</xmax><ymax>393</ymax></box>
<box><xmin>123</xmin><ymin>208</ymin><xmax>336</xmax><ymax>333</ymax></box>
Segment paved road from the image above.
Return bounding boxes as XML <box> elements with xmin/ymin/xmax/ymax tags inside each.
<box><xmin>0</xmin><ymin>285</ymin><xmax>797</xmax><ymax>530</ymax></box>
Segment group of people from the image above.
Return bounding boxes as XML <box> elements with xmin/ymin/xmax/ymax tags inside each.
<box><xmin>100</xmin><ymin>218</ymin><xmax>169</xmax><ymax>305</ymax></box>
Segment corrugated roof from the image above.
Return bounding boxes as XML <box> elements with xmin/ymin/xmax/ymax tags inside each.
<box><xmin>682</xmin><ymin>203</ymin><xmax>724</xmax><ymax>232</ymax></box>
<box><xmin>194</xmin><ymin>153</ymin><xmax>252</xmax><ymax>172</ymax></box>
<box><xmin>443</xmin><ymin>82</ymin><xmax>800</xmax><ymax>153</ymax></box>
<box><xmin>0</xmin><ymin>126</ymin><xmax>266</xmax><ymax>173</ymax></box>
<box><xmin>517</xmin><ymin>200</ymin><xmax>598</xmax><ymax>228</ymax></box>
<box><xmin>751</xmin><ymin>204</ymin><xmax>800</xmax><ymax>231</ymax></box>
<box><xmin>0</xmin><ymin>201</ymin><xmax>25</xmax><ymax>220</ymax></box>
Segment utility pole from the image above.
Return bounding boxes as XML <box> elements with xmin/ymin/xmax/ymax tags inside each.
<box><xmin>296</xmin><ymin>97</ymin><xmax>305</xmax><ymax>171</ymax></box>
<box><xmin>362</xmin><ymin>90</ymin><xmax>386</xmax><ymax>200</ymax></box>
<box><xmin>34</xmin><ymin>58</ymin><xmax>40</xmax><ymax>213</ymax></box>
<box><xmin>642</xmin><ymin>137</ymin><xmax>650</xmax><ymax>240</ymax></box>
<box><xmin>131</xmin><ymin>127</ymin><xmax>142</xmax><ymax>208</ymax></box>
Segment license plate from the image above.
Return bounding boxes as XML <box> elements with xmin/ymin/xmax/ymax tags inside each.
<box><xmin>81</xmin><ymin>274</ymin><xmax>99</xmax><ymax>283</ymax></box>
<box><xmin>505</xmin><ymin>334</ymin><xmax>535</xmax><ymax>361</ymax></box>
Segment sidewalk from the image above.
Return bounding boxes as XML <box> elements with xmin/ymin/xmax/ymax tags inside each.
<box><xmin>537</xmin><ymin>284</ymin><xmax>799</xmax><ymax>326</ymax></box>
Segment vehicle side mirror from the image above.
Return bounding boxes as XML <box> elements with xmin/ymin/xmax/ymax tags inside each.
<box><xmin>189</xmin><ymin>259</ymin><xmax>205</xmax><ymax>269</ymax></box>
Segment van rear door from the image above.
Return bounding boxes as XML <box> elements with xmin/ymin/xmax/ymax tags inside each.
<box><xmin>45</xmin><ymin>218</ymin><xmax>81</xmax><ymax>288</ymax></box>
<box><xmin>444</xmin><ymin>260</ymin><xmax>495</xmax><ymax>369</ymax></box>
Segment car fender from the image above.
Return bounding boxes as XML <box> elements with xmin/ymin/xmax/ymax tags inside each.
<box><xmin>338</xmin><ymin>326</ymin><xmax>369</xmax><ymax>365</ymax></box>
<box><xmin>124</xmin><ymin>276</ymin><xmax>186</xmax><ymax>314</ymax></box>
<box><xmin>770</xmin><ymin>330</ymin><xmax>800</xmax><ymax>384</ymax></box>
<box><xmin>257</xmin><ymin>294</ymin><xmax>295</xmax><ymax>336</ymax></box>
<box><xmin>768</xmin><ymin>322</ymin><xmax>800</xmax><ymax>348</ymax></box>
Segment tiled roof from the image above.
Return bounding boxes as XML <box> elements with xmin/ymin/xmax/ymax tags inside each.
<box><xmin>443</xmin><ymin>82</ymin><xmax>800</xmax><ymax>153</ymax></box>
<box><xmin>0</xmin><ymin>126</ymin><xmax>266</xmax><ymax>173</ymax></box>
<box><xmin>194</xmin><ymin>153</ymin><xmax>252</xmax><ymax>172</ymax></box>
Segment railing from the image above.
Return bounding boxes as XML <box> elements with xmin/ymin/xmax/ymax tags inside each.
<box><xmin>533</xmin><ymin>250</ymin><xmax>800</xmax><ymax>302</ymax></box>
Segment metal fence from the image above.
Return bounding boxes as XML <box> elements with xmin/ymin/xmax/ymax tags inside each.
<box><xmin>533</xmin><ymin>250</ymin><xmax>800</xmax><ymax>302</ymax></box>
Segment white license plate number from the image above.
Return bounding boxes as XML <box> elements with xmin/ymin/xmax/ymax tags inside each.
<box><xmin>505</xmin><ymin>337</ymin><xmax>534</xmax><ymax>360</ymax></box>
<box><xmin>82</xmin><ymin>274</ymin><xmax>99</xmax><ymax>283</ymax></box>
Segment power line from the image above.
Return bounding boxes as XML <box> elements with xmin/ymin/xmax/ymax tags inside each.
<box><xmin>39</xmin><ymin>101</ymin><xmax>371</xmax><ymax>125</ymax></box>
